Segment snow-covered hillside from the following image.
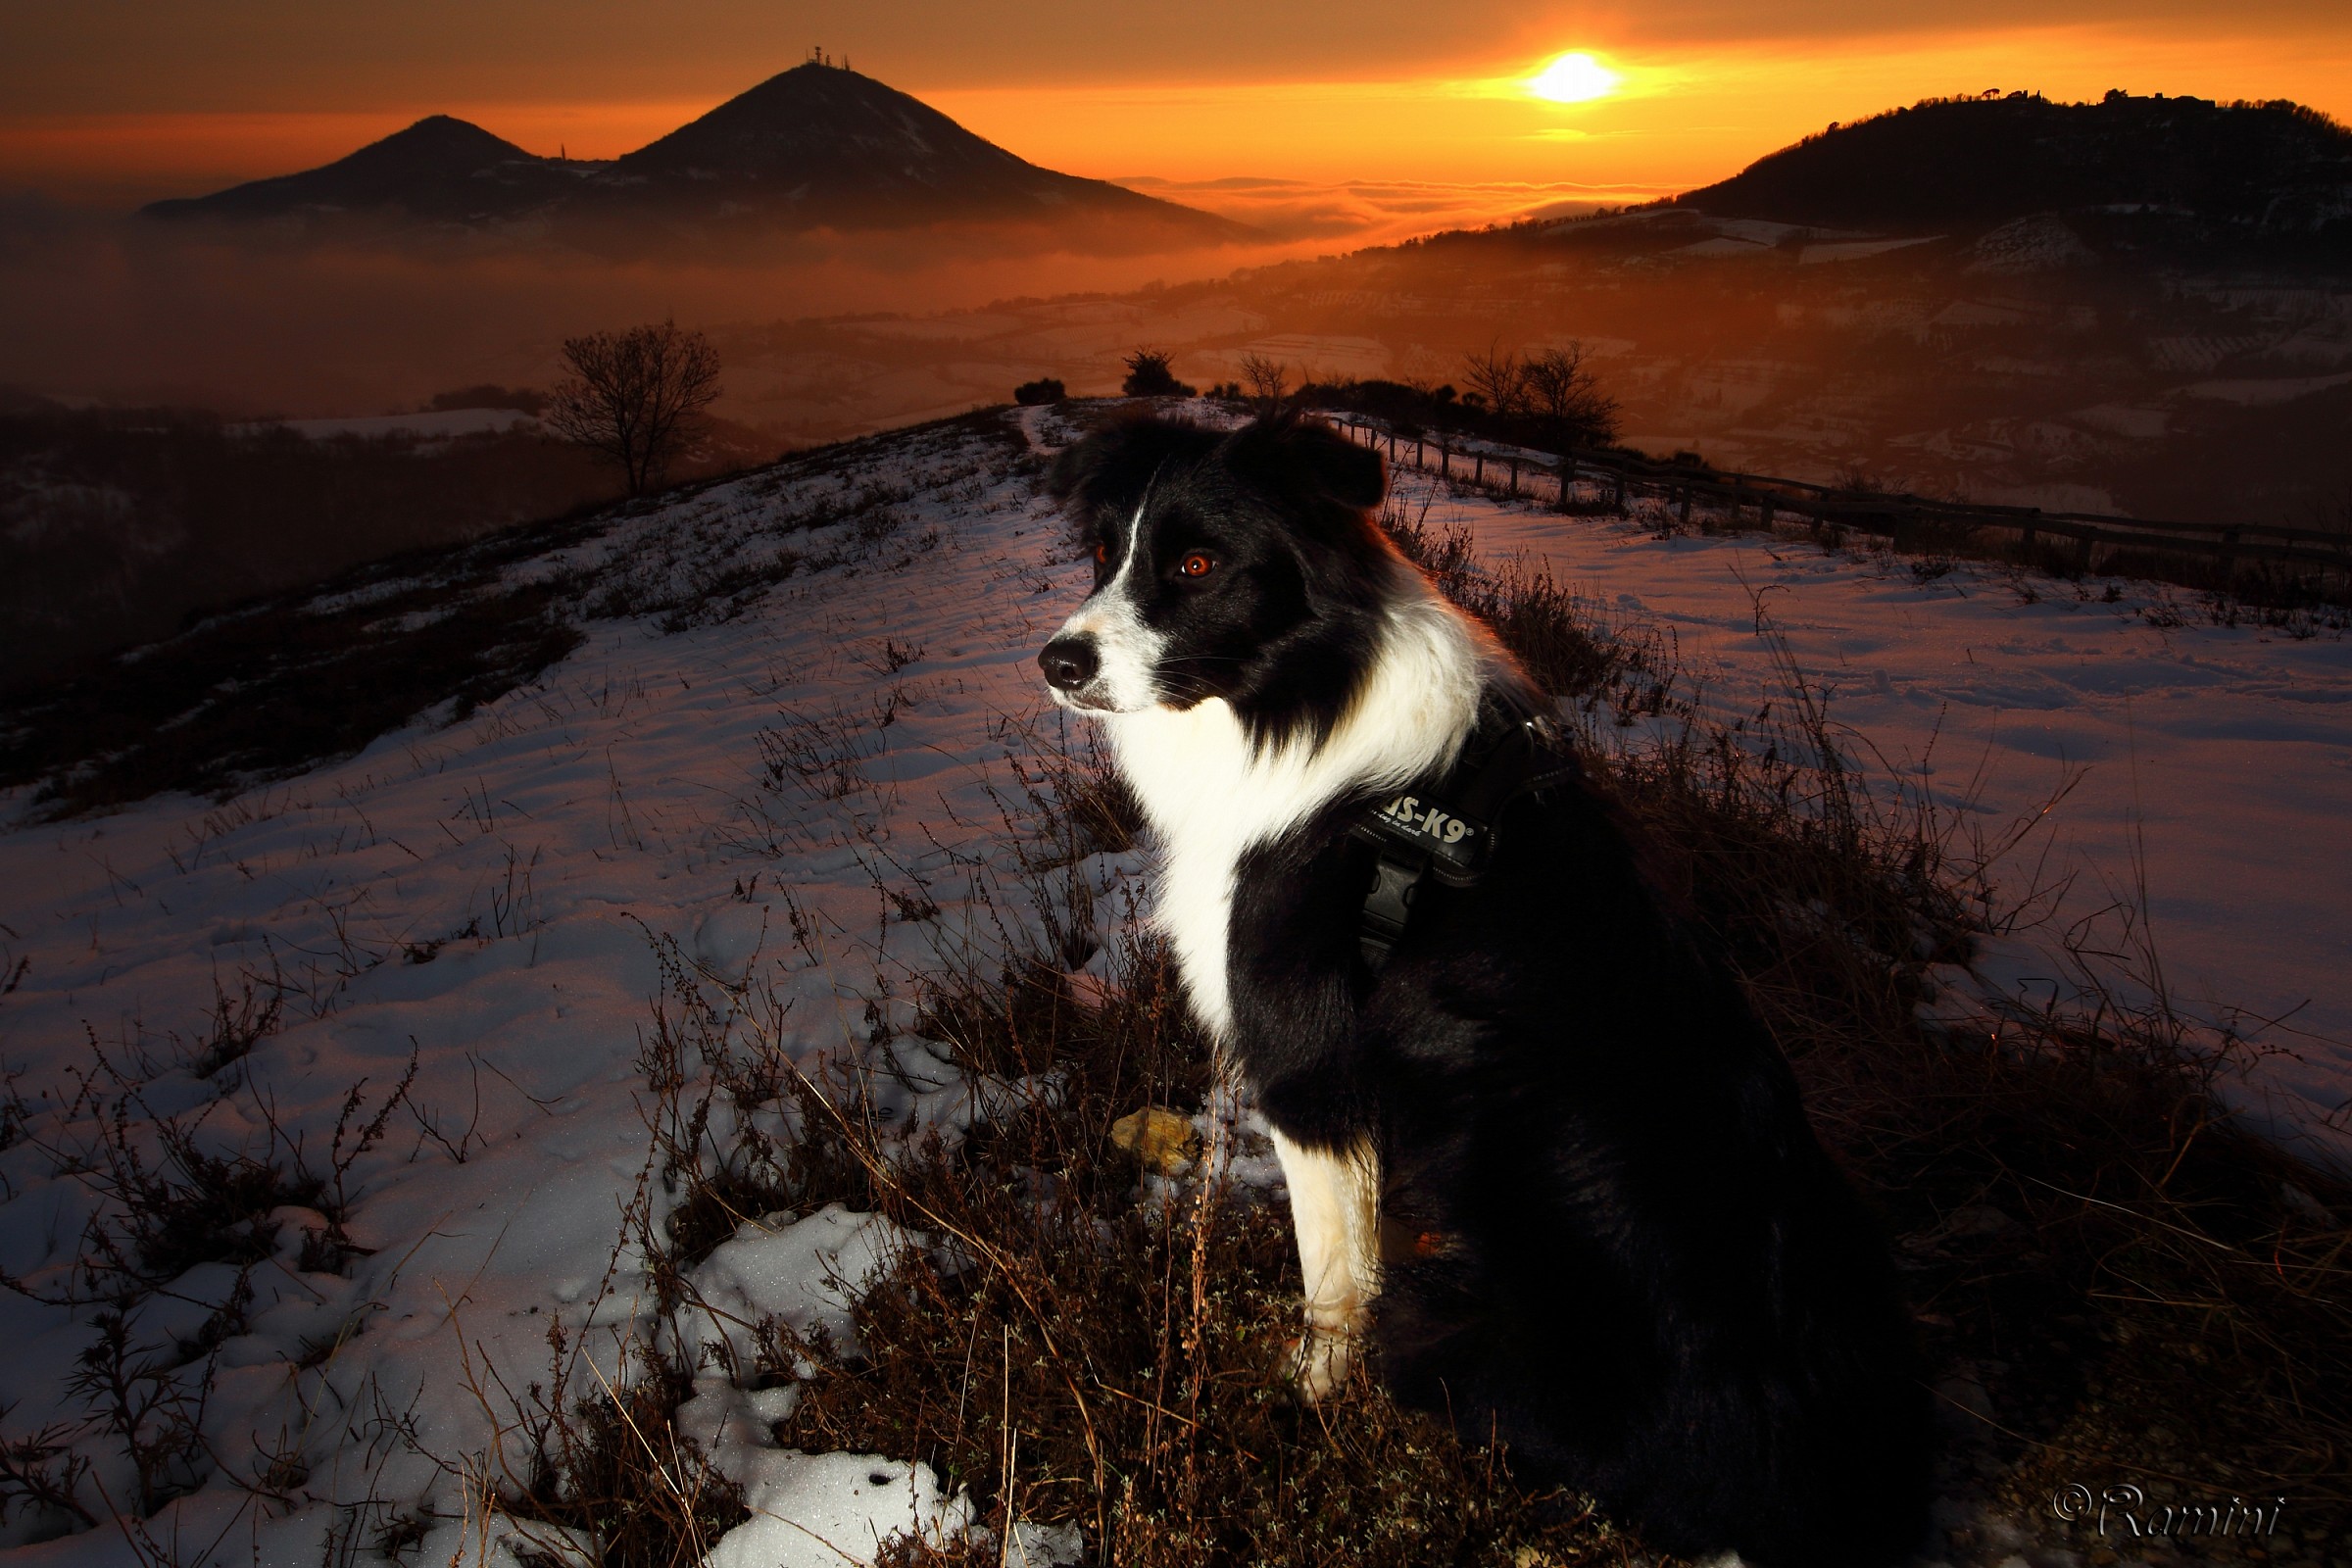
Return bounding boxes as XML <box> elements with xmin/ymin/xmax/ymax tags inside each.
<box><xmin>1448</xmin><ymin>500</ymin><xmax>2352</xmax><ymax>1167</ymax></box>
<box><xmin>0</xmin><ymin>409</ymin><xmax>1108</xmax><ymax>1567</ymax></box>
<box><xmin>1</xmin><ymin>404</ymin><xmax>2346</xmax><ymax>1567</ymax></box>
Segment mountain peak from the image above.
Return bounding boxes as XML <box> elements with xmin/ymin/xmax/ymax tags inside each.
<box><xmin>381</xmin><ymin>115</ymin><xmax>534</xmax><ymax>158</ymax></box>
<box><xmin>145</xmin><ymin>114</ymin><xmax>559</xmax><ymax>221</ymax></box>
<box><xmin>612</xmin><ymin>62</ymin><xmax>1047</xmax><ymax>198</ymax></box>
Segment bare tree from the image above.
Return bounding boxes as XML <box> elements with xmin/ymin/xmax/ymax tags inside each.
<box><xmin>1461</xmin><ymin>343</ymin><xmax>1528</xmax><ymax>416</ymax></box>
<box><xmin>547</xmin><ymin>320</ymin><xmax>722</xmax><ymax>495</ymax></box>
<box><xmin>1520</xmin><ymin>343</ymin><xmax>1621</xmax><ymax>449</ymax></box>
<box><xmin>1239</xmin><ymin>352</ymin><xmax>1289</xmax><ymax>411</ymax></box>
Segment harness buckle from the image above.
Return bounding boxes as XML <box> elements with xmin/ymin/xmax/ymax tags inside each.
<box><xmin>1357</xmin><ymin>853</ymin><xmax>1425</xmax><ymax>966</ymax></box>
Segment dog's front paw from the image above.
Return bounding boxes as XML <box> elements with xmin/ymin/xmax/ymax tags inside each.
<box><xmin>1282</xmin><ymin>1324</ymin><xmax>1357</xmax><ymax>1403</ymax></box>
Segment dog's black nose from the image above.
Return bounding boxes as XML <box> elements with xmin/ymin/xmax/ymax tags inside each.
<box><xmin>1039</xmin><ymin>636</ymin><xmax>1100</xmax><ymax>691</ymax></box>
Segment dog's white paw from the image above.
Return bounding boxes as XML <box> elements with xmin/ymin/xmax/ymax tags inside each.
<box><xmin>1283</xmin><ymin>1324</ymin><xmax>1357</xmax><ymax>1403</ymax></box>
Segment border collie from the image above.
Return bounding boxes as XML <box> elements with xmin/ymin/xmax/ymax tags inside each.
<box><xmin>1036</xmin><ymin>413</ymin><xmax>1931</xmax><ymax>1568</ymax></box>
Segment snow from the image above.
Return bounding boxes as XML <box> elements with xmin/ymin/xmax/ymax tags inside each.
<box><xmin>1448</xmin><ymin>488</ymin><xmax>2352</xmax><ymax>1165</ymax></box>
<box><xmin>0</xmin><ymin>409</ymin><xmax>1087</xmax><ymax>1567</ymax></box>
<box><xmin>681</xmin><ymin>1433</ymin><xmax>969</xmax><ymax>1568</ymax></box>
<box><xmin>1</xmin><ymin>401</ymin><xmax>2347</xmax><ymax>1568</ymax></box>
<box><xmin>673</xmin><ymin>1205</ymin><xmax>921</xmax><ymax>1377</ymax></box>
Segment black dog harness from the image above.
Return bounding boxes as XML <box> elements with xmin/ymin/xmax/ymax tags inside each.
<box><xmin>1349</xmin><ymin>702</ymin><xmax>1583</xmax><ymax>968</ymax></box>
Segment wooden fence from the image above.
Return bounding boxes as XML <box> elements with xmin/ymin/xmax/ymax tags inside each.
<box><xmin>1331</xmin><ymin>416</ymin><xmax>2352</xmax><ymax>581</ymax></box>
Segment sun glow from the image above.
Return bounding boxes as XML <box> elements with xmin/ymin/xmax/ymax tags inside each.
<box><xmin>1527</xmin><ymin>52</ymin><xmax>1620</xmax><ymax>104</ymax></box>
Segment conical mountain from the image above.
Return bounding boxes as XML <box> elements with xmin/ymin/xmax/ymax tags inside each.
<box><xmin>598</xmin><ymin>62</ymin><xmax>1247</xmax><ymax>234</ymax></box>
<box><xmin>144</xmin><ymin>115</ymin><xmax>580</xmax><ymax>222</ymax></box>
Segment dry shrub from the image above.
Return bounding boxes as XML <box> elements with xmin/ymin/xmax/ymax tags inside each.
<box><xmin>473</xmin><ymin>1325</ymin><xmax>749</xmax><ymax>1568</ymax></box>
<box><xmin>628</xmin><ymin>907</ymin><xmax>1638</xmax><ymax>1568</ymax></box>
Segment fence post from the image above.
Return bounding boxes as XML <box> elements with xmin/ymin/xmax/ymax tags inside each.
<box><xmin>1440</xmin><ymin>436</ymin><xmax>1450</xmax><ymax>481</ymax></box>
<box><xmin>2220</xmin><ymin>526</ymin><xmax>2241</xmax><ymax>580</ymax></box>
<box><xmin>1415</xmin><ymin>434</ymin><xmax>1425</xmax><ymax>469</ymax></box>
<box><xmin>1612</xmin><ymin>472</ymin><xmax>1627</xmax><ymax>515</ymax></box>
<box><xmin>1760</xmin><ymin>493</ymin><xmax>1776</xmax><ymax>530</ymax></box>
<box><xmin>1475</xmin><ymin>451</ymin><xmax>1485</xmax><ymax>487</ymax></box>
<box><xmin>1508</xmin><ymin>457</ymin><xmax>1519</xmax><ymax>498</ymax></box>
<box><xmin>2019</xmin><ymin>515</ymin><xmax>2037</xmax><ymax>562</ymax></box>
<box><xmin>1679</xmin><ymin>486</ymin><xmax>1692</xmax><ymax>528</ymax></box>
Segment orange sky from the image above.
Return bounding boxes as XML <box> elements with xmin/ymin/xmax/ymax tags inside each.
<box><xmin>4</xmin><ymin>3</ymin><xmax>2347</xmax><ymax>219</ymax></box>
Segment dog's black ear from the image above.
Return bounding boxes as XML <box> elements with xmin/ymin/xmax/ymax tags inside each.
<box><xmin>1048</xmin><ymin>416</ymin><xmax>1217</xmax><ymax>515</ymax></box>
<box><xmin>1224</xmin><ymin>416</ymin><xmax>1388</xmax><ymax>512</ymax></box>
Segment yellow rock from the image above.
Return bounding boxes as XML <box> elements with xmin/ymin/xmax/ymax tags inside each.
<box><xmin>1108</xmin><ymin>1106</ymin><xmax>1200</xmax><ymax>1175</ymax></box>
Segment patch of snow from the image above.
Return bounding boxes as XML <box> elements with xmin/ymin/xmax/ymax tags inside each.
<box><xmin>710</xmin><ymin>1449</ymin><xmax>969</xmax><ymax>1568</ymax></box>
<box><xmin>678</xmin><ymin>1378</ymin><xmax>973</xmax><ymax>1568</ymax></box>
<box><xmin>674</xmin><ymin>1204</ymin><xmax>921</xmax><ymax>1377</ymax></box>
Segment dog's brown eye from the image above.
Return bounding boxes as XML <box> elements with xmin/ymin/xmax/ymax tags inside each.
<box><xmin>1095</xmin><ymin>541</ymin><xmax>1109</xmax><ymax>564</ymax></box>
<box><xmin>1178</xmin><ymin>552</ymin><xmax>1215</xmax><ymax>578</ymax></box>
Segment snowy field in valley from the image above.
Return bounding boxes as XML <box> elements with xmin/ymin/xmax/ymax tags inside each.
<box><xmin>0</xmin><ymin>403</ymin><xmax>2346</xmax><ymax>1568</ymax></box>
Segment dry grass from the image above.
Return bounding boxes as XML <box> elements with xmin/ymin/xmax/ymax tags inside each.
<box><xmin>616</xmin><ymin>840</ymin><xmax>1641</xmax><ymax>1568</ymax></box>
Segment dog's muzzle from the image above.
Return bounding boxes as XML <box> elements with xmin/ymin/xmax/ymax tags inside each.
<box><xmin>1039</xmin><ymin>635</ymin><xmax>1103</xmax><ymax>704</ymax></box>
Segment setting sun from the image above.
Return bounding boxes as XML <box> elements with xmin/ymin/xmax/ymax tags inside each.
<box><xmin>1528</xmin><ymin>51</ymin><xmax>1620</xmax><ymax>103</ymax></box>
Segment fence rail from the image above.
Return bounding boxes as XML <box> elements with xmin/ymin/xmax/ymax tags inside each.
<box><xmin>1330</xmin><ymin>416</ymin><xmax>2352</xmax><ymax>578</ymax></box>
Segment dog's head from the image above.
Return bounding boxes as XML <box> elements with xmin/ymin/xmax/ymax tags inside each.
<box><xmin>1037</xmin><ymin>413</ymin><xmax>1397</xmax><ymax>746</ymax></box>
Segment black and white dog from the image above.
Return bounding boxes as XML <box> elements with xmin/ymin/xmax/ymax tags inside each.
<box><xmin>1037</xmin><ymin>414</ymin><xmax>1930</xmax><ymax>1568</ymax></box>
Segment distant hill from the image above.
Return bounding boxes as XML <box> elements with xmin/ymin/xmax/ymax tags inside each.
<box><xmin>143</xmin><ymin>115</ymin><xmax>588</xmax><ymax>224</ymax></box>
<box><xmin>142</xmin><ymin>63</ymin><xmax>1253</xmax><ymax>250</ymax></box>
<box><xmin>1671</xmin><ymin>92</ymin><xmax>2352</xmax><ymax>237</ymax></box>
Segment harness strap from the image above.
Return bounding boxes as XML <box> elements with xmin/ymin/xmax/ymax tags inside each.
<box><xmin>1351</xmin><ymin>701</ymin><xmax>1582</xmax><ymax>971</ymax></box>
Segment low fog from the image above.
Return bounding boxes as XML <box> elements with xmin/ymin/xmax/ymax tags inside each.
<box><xmin>0</xmin><ymin>201</ymin><xmax>1281</xmax><ymax>418</ymax></box>
<box><xmin>0</xmin><ymin>177</ymin><xmax>1606</xmax><ymax>420</ymax></box>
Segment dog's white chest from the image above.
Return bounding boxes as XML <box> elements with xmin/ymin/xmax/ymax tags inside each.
<box><xmin>1107</xmin><ymin>702</ymin><xmax>1268</xmax><ymax>1040</ymax></box>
